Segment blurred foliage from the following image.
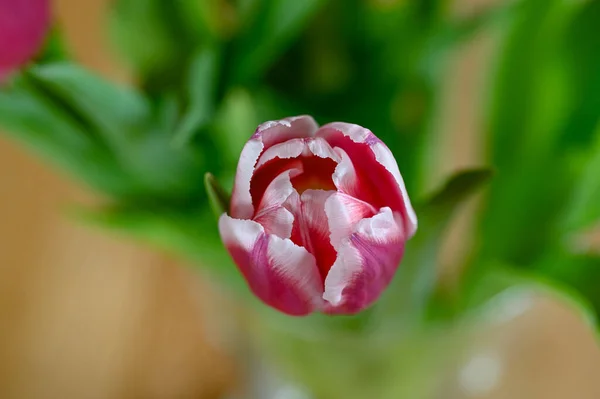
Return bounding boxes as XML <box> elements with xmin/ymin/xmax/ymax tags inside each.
<box><xmin>473</xmin><ymin>0</ymin><xmax>600</xmax><ymax>319</ymax></box>
<box><xmin>1</xmin><ymin>0</ymin><xmax>600</xmax><ymax>331</ymax></box>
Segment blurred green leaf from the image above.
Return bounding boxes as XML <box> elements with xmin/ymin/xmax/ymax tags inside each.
<box><xmin>564</xmin><ymin>125</ymin><xmax>600</xmax><ymax>233</ymax></box>
<box><xmin>422</xmin><ymin>1</ymin><xmax>520</xmax><ymax>79</ymax></box>
<box><xmin>28</xmin><ymin>63</ymin><xmax>150</xmax><ymax>152</ymax></box>
<box><xmin>478</xmin><ymin>0</ymin><xmax>581</xmax><ymax>266</ymax></box>
<box><xmin>35</xmin><ymin>26</ymin><xmax>69</xmax><ymax>64</ymax></box>
<box><xmin>109</xmin><ymin>0</ymin><xmax>207</xmax><ymax>93</ymax></box>
<box><xmin>557</xmin><ymin>0</ymin><xmax>600</xmax><ymax>149</ymax></box>
<box><xmin>0</xmin><ymin>73</ymin><xmax>135</xmax><ymax>197</ymax></box>
<box><xmin>375</xmin><ymin>168</ymin><xmax>493</xmax><ymax>328</ymax></box>
<box><xmin>229</xmin><ymin>0</ymin><xmax>326</xmax><ymax>84</ymax></box>
<box><xmin>3</xmin><ymin>63</ymin><xmax>207</xmax><ymax>203</ymax></box>
<box><xmin>533</xmin><ymin>249</ymin><xmax>600</xmax><ymax>320</ymax></box>
<box><xmin>23</xmin><ymin>63</ymin><xmax>206</xmax><ymax>200</ymax></box>
<box><xmin>173</xmin><ymin>47</ymin><xmax>221</xmax><ymax>146</ymax></box>
<box><xmin>204</xmin><ymin>172</ymin><xmax>231</xmax><ymax>220</ymax></box>
<box><xmin>213</xmin><ymin>88</ymin><xmax>259</xmax><ymax>166</ymax></box>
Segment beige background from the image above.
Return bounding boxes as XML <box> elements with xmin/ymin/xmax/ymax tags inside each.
<box><xmin>0</xmin><ymin>1</ymin><xmax>599</xmax><ymax>398</ymax></box>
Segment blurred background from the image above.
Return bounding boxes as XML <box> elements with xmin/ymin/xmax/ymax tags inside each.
<box><xmin>1</xmin><ymin>0</ymin><xmax>599</xmax><ymax>398</ymax></box>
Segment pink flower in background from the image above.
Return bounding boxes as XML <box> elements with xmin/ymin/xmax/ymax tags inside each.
<box><xmin>219</xmin><ymin>116</ymin><xmax>417</xmax><ymax>316</ymax></box>
<box><xmin>0</xmin><ymin>0</ymin><xmax>50</xmax><ymax>80</ymax></box>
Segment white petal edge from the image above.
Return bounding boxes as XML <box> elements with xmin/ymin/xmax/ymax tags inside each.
<box><xmin>370</xmin><ymin>141</ymin><xmax>417</xmax><ymax>237</ymax></box>
<box><xmin>331</xmin><ymin>147</ymin><xmax>358</xmax><ymax>195</ymax></box>
<box><xmin>323</xmin><ymin>207</ymin><xmax>403</xmax><ymax>307</ymax></box>
<box><xmin>219</xmin><ymin>214</ymin><xmax>324</xmax><ymax>315</ymax></box>
<box><xmin>318</xmin><ymin>122</ymin><xmax>417</xmax><ymax>237</ymax></box>
<box><xmin>231</xmin><ymin>116</ymin><xmax>320</xmax><ymax>219</ymax></box>
<box><xmin>324</xmin><ymin>192</ymin><xmax>376</xmax><ymax>250</ymax></box>
<box><xmin>307</xmin><ymin>136</ymin><xmax>341</xmax><ymax>161</ymax></box>
<box><xmin>254</xmin><ymin>170</ymin><xmax>301</xmax><ymax>239</ymax></box>
<box><xmin>255</xmin><ymin>138</ymin><xmax>306</xmax><ymax>169</ymax></box>
<box><xmin>219</xmin><ymin>213</ymin><xmax>265</xmax><ymax>251</ymax></box>
<box><xmin>267</xmin><ymin>235</ymin><xmax>325</xmax><ymax>310</ymax></box>
<box><xmin>230</xmin><ymin>139</ymin><xmax>264</xmax><ymax>219</ymax></box>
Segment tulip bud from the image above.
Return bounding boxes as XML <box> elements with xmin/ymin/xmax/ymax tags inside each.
<box><xmin>0</xmin><ymin>0</ymin><xmax>51</xmax><ymax>81</ymax></box>
<box><xmin>219</xmin><ymin>116</ymin><xmax>417</xmax><ymax>316</ymax></box>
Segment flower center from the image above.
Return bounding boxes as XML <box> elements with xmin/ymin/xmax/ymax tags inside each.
<box><xmin>290</xmin><ymin>155</ymin><xmax>337</xmax><ymax>194</ymax></box>
<box><xmin>250</xmin><ymin>155</ymin><xmax>337</xmax><ymax>210</ymax></box>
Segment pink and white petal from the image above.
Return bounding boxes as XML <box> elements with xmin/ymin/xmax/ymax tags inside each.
<box><xmin>331</xmin><ymin>148</ymin><xmax>359</xmax><ymax>196</ymax></box>
<box><xmin>317</xmin><ymin>122</ymin><xmax>417</xmax><ymax>237</ymax></box>
<box><xmin>256</xmin><ymin>136</ymin><xmax>339</xmax><ymax>171</ymax></box>
<box><xmin>230</xmin><ymin>138</ymin><xmax>264</xmax><ymax>219</ymax></box>
<box><xmin>323</xmin><ymin>207</ymin><xmax>406</xmax><ymax>314</ymax></box>
<box><xmin>231</xmin><ymin>116</ymin><xmax>319</xmax><ymax>219</ymax></box>
<box><xmin>219</xmin><ymin>214</ymin><xmax>323</xmax><ymax>316</ymax></box>
<box><xmin>369</xmin><ymin>141</ymin><xmax>417</xmax><ymax>236</ymax></box>
<box><xmin>266</xmin><ymin>235</ymin><xmax>325</xmax><ymax>314</ymax></box>
<box><xmin>256</xmin><ymin>138</ymin><xmax>306</xmax><ymax>169</ymax></box>
<box><xmin>307</xmin><ymin>137</ymin><xmax>340</xmax><ymax>161</ymax></box>
<box><xmin>254</xmin><ymin>207</ymin><xmax>294</xmax><ymax>240</ymax></box>
<box><xmin>324</xmin><ymin>192</ymin><xmax>376</xmax><ymax>250</ymax></box>
<box><xmin>253</xmin><ymin>115</ymin><xmax>319</xmax><ymax>147</ymax></box>
<box><xmin>288</xmin><ymin>189</ymin><xmax>337</xmax><ymax>279</ymax></box>
<box><xmin>297</xmin><ymin>189</ymin><xmax>335</xmax><ymax>252</ymax></box>
<box><xmin>256</xmin><ymin>169</ymin><xmax>301</xmax><ymax>213</ymax></box>
<box><xmin>331</xmin><ymin>148</ymin><xmax>382</xmax><ymax>208</ymax></box>
<box><xmin>219</xmin><ymin>213</ymin><xmax>264</xmax><ymax>253</ymax></box>
<box><xmin>254</xmin><ymin>170</ymin><xmax>300</xmax><ymax>239</ymax></box>
<box><xmin>316</xmin><ymin>122</ymin><xmax>373</xmax><ymax>143</ymax></box>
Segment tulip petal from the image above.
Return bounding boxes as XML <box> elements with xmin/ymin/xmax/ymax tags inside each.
<box><xmin>307</xmin><ymin>136</ymin><xmax>340</xmax><ymax>161</ymax></box>
<box><xmin>0</xmin><ymin>0</ymin><xmax>50</xmax><ymax>80</ymax></box>
<box><xmin>231</xmin><ymin>115</ymin><xmax>319</xmax><ymax>219</ymax></box>
<box><xmin>256</xmin><ymin>138</ymin><xmax>307</xmax><ymax>169</ymax></box>
<box><xmin>219</xmin><ymin>214</ymin><xmax>323</xmax><ymax>315</ymax></box>
<box><xmin>324</xmin><ymin>192</ymin><xmax>377</xmax><ymax>250</ymax></box>
<box><xmin>284</xmin><ymin>189</ymin><xmax>338</xmax><ymax>279</ymax></box>
<box><xmin>323</xmin><ymin>207</ymin><xmax>405</xmax><ymax>314</ymax></box>
<box><xmin>254</xmin><ymin>170</ymin><xmax>300</xmax><ymax>239</ymax></box>
<box><xmin>230</xmin><ymin>139</ymin><xmax>264</xmax><ymax>219</ymax></box>
<box><xmin>317</xmin><ymin>123</ymin><xmax>417</xmax><ymax>237</ymax></box>
<box><xmin>331</xmin><ymin>147</ymin><xmax>362</xmax><ymax>199</ymax></box>
<box><xmin>253</xmin><ymin>115</ymin><xmax>319</xmax><ymax>146</ymax></box>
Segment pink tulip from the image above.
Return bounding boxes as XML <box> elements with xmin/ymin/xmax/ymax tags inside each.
<box><xmin>219</xmin><ymin>116</ymin><xmax>417</xmax><ymax>316</ymax></box>
<box><xmin>0</xmin><ymin>0</ymin><xmax>50</xmax><ymax>81</ymax></box>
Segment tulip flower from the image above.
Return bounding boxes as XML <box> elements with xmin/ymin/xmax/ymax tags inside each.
<box><xmin>0</xmin><ymin>0</ymin><xmax>50</xmax><ymax>81</ymax></box>
<box><xmin>219</xmin><ymin>116</ymin><xmax>417</xmax><ymax>316</ymax></box>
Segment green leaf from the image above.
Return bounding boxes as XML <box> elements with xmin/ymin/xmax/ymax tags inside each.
<box><xmin>557</xmin><ymin>0</ymin><xmax>600</xmax><ymax>149</ymax></box>
<box><xmin>204</xmin><ymin>173</ymin><xmax>231</xmax><ymax>219</ymax></box>
<box><xmin>109</xmin><ymin>0</ymin><xmax>207</xmax><ymax>92</ymax></box>
<box><xmin>477</xmin><ymin>0</ymin><xmax>582</xmax><ymax>266</ymax></box>
<box><xmin>229</xmin><ymin>0</ymin><xmax>326</xmax><ymax>84</ymax></box>
<box><xmin>0</xmin><ymin>73</ymin><xmax>135</xmax><ymax>197</ymax></box>
<box><xmin>213</xmin><ymin>88</ymin><xmax>259</xmax><ymax>166</ymax></box>
<box><xmin>173</xmin><ymin>47</ymin><xmax>221</xmax><ymax>146</ymax></box>
<box><xmin>421</xmin><ymin>2</ymin><xmax>520</xmax><ymax>79</ymax></box>
<box><xmin>35</xmin><ymin>26</ymin><xmax>69</xmax><ymax>64</ymax></box>
<box><xmin>29</xmin><ymin>62</ymin><xmax>210</xmax><ymax>201</ymax></box>
<box><xmin>564</xmin><ymin>125</ymin><xmax>600</xmax><ymax>233</ymax></box>
<box><xmin>27</xmin><ymin>63</ymin><xmax>150</xmax><ymax>152</ymax></box>
<box><xmin>374</xmin><ymin>168</ymin><xmax>493</xmax><ymax>329</ymax></box>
